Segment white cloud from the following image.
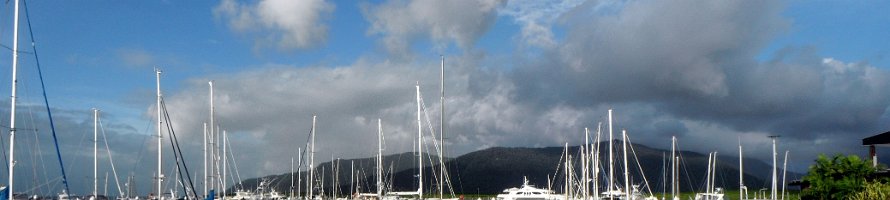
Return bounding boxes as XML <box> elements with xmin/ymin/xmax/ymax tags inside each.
<box><xmin>117</xmin><ymin>48</ymin><xmax>155</xmax><ymax>69</ymax></box>
<box><xmin>363</xmin><ymin>0</ymin><xmax>506</xmax><ymax>57</ymax></box>
<box><xmin>214</xmin><ymin>0</ymin><xmax>334</xmax><ymax>50</ymax></box>
<box><xmin>499</xmin><ymin>0</ymin><xmax>586</xmax><ymax>49</ymax></box>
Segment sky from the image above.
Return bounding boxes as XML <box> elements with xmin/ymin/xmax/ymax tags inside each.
<box><xmin>0</xmin><ymin>0</ymin><xmax>886</xmax><ymax>196</ymax></box>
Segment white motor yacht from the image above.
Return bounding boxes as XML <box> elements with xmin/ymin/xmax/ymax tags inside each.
<box><xmin>496</xmin><ymin>177</ymin><xmax>562</xmax><ymax>200</ymax></box>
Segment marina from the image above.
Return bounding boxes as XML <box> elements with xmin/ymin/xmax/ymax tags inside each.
<box><xmin>0</xmin><ymin>1</ymin><xmax>882</xmax><ymax>200</ymax></box>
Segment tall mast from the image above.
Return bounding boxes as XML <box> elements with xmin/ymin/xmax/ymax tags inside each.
<box><xmin>223</xmin><ymin>130</ymin><xmax>227</xmax><ymax>198</ymax></box>
<box><xmin>671</xmin><ymin>136</ymin><xmax>676</xmax><ymax>199</ymax></box>
<box><xmin>156</xmin><ymin>68</ymin><xmax>164</xmax><ymax>199</ymax></box>
<box><xmin>350</xmin><ymin>160</ymin><xmax>355</xmax><ymax>197</ymax></box>
<box><xmin>739</xmin><ymin>139</ymin><xmax>744</xmax><ymax>200</ymax></box>
<box><xmin>584</xmin><ymin>127</ymin><xmax>590</xmax><ymax>200</ymax></box>
<box><xmin>377</xmin><ymin>119</ymin><xmax>383</xmax><ymax>198</ymax></box>
<box><xmin>94</xmin><ymin>109</ymin><xmax>99</xmax><ymax>196</ymax></box>
<box><xmin>593</xmin><ymin>123</ymin><xmax>601</xmax><ymax>200</ymax></box>
<box><xmin>7</xmin><ymin>0</ymin><xmax>20</xmax><ymax>198</ymax></box>
<box><xmin>309</xmin><ymin>115</ymin><xmax>317</xmax><ymax>199</ymax></box>
<box><xmin>331</xmin><ymin>157</ymin><xmax>340</xmax><ymax>199</ymax></box>
<box><xmin>203</xmin><ymin>122</ymin><xmax>208</xmax><ymax>198</ymax></box>
<box><xmin>416</xmin><ymin>82</ymin><xmax>423</xmax><ymax>199</ymax></box>
<box><xmin>622</xmin><ymin>130</ymin><xmax>629</xmax><ymax>200</ymax></box>
<box><xmin>607</xmin><ymin>109</ymin><xmax>614</xmax><ymax>198</ymax></box>
<box><xmin>291</xmin><ymin>157</ymin><xmax>295</xmax><ymax>197</ymax></box>
<box><xmin>439</xmin><ymin>55</ymin><xmax>445</xmax><ymax>199</ymax></box>
<box><xmin>769</xmin><ymin>136</ymin><xmax>779</xmax><ymax>200</ymax></box>
<box><xmin>298</xmin><ymin>148</ymin><xmax>302</xmax><ymax>199</ymax></box>
<box><xmin>208</xmin><ymin>80</ymin><xmax>214</xmax><ymax>196</ymax></box>
<box><xmin>705</xmin><ymin>153</ymin><xmax>712</xmax><ymax>195</ymax></box>
<box><xmin>563</xmin><ymin>143</ymin><xmax>569</xmax><ymax>200</ymax></box>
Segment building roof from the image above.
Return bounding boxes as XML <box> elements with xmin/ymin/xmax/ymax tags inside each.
<box><xmin>863</xmin><ymin>130</ymin><xmax>890</xmax><ymax>145</ymax></box>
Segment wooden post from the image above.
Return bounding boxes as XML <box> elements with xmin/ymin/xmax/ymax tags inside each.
<box><xmin>871</xmin><ymin>145</ymin><xmax>877</xmax><ymax>167</ymax></box>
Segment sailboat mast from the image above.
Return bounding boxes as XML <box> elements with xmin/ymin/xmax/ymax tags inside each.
<box><xmin>298</xmin><ymin>148</ymin><xmax>302</xmax><ymax>199</ymax></box>
<box><xmin>563</xmin><ymin>143</ymin><xmax>569</xmax><ymax>200</ymax></box>
<box><xmin>208</xmin><ymin>80</ymin><xmax>214</xmax><ymax>196</ymax></box>
<box><xmin>769</xmin><ymin>136</ymin><xmax>778</xmax><ymax>200</ymax></box>
<box><xmin>7</xmin><ymin>0</ymin><xmax>20</xmax><ymax>198</ymax></box>
<box><xmin>706</xmin><ymin>153</ymin><xmax>713</xmax><ymax>195</ymax></box>
<box><xmin>622</xmin><ymin>130</ymin><xmax>629</xmax><ymax>200</ymax></box>
<box><xmin>94</xmin><ymin>109</ymin><xmax>99</xmax><ymax>196</ymax></box>
<box><xmin>416</xmin><ymin>83</ymin><xmax>423</xmax><ymax>199</ymax></box>
<box><xmin>439</xmin><ymin>55</ymin><xmax>445</xmax><ymax>199</ymax></box>
<box><xmin>331</xmin><ymin>158</ymin><xmax>340</xmax><ymax>199</ymax></box>
<box><xmin>156</xmin><ymin>69</ymin><xmax>164</xmax><ymax>199</ymax></box>
<box><xmin>203</xmin><ymin>122</ymin><xmax>207</xmax><ymax>198</ymax></box>
<box><xmin>670</xmin><ymin>136</ymin><xmax>676</xmax><ymax>199</ymax></box>
<box><xmin>594</xmin><ymin>123</ymin><xmax>601</xmax><ymax>200</ymax></box>
<box><xmin>309</xmin><ymin>115</ymin><xmax>317</xmax><ymax>199</ymax></box>
<box><xmin>739</xmin><ymin>140</ymin><xmax>743</xmax><ymax>200</ymax></box>
<box><xmin>584</xmin><ymin>127</ymin><xmax>590</xmax><ymax>200</ymax></box>
<box><xmin>223</xmin><ymin>130</ymin><xmax>228</xmax><ymax>198</ymax></box>
<box><xmin>205</xmin><ymin>80</ymin><xmax>215</xmax><ymax>196</ymax></box>
<box><xmin>350</xmin><ymin>160</ymin><xmax>355</xmax><ymax>197</ymax></box>
<box><xmin>377</xmin><ymin>119</ymin><xmax>383</xmax><ymax>198</ymax></box>
<box><xmin>607</xmin><ymin>109</ymin><xmax>614</xmax><ymax>197</ymax></box>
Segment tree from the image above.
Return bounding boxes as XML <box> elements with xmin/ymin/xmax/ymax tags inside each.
<box><xmin>800</xmin><ymin>154</ymin><xmax>875</xmax><ymax>199</ymax></box>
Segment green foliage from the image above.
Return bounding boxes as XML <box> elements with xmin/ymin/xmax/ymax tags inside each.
<box><xmin>800</xmin><ymin>154</ymin><xmax>876</xmax><ymax>200</ymax></box>
<box><xmin>849</xmin><ymin>181</ymin><xmax>890</xmax><ymax>200</ymax></box>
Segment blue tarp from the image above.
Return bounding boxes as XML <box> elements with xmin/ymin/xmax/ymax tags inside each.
<box><xmin>205</xmin><ymin>190</ymin><xmax>215</xmax><ymax>200</ymax></box>
<box><xmin>0</xmin><ymin>186</ymin><xmax>8</xmax><ymax>200</ymax></box>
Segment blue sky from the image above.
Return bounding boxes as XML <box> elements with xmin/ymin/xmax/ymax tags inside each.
<box><xmin>0</xmin><ymin>0</ymin><xmax>887</xmax><ymax>196</ymax></box>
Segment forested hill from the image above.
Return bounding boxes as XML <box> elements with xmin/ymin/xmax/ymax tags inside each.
<box><xmin>237</xmin><ymin>142</ymin><xmax>799</xmax><ymax>195</ymax></box>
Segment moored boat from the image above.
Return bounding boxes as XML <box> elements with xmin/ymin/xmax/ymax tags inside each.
<box><xmin>496</xmin><ymin>177</ymin><xmax>561</xmax><ymax>200</ymax></box>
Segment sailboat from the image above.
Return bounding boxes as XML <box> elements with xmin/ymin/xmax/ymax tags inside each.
<box><xmin>87</xmin><ymin>109</ymin><xmax>110</xmax><ymax>200</ymax></box>
<box><xmin>352</xmin><ymin>119</ymin><xmax>384</xmax><ymax>200</ymax></box>
<box><xmin>384</xmin><ymin>83</ymin><xmax>425</xmax><ymax>199</ymax></box>
<box><xmin>739</xmin><ymin>136</ymin><xmax>785</xmax><ymax>200</ymax></box>
<box><xmin>693</xmin><ymin>152</ymin><xmax>724</xmax><ymax>200</ymax></box>
<box><xmin>598</xmin><ymin>110</ymin><xmax>657</xmax><ymax>200</ymax></box>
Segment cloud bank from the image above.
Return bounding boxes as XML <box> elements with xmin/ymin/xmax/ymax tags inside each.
<box><xmin>214</xmin><ymin>0</ymin><xmax>334</xmax><ymax>50</ymax></box>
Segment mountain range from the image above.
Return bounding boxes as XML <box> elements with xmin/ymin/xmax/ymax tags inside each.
<box><xmin>231</xmin><ymin>142</ymin><xmax>802</xmax><ymax>195</ymax></box>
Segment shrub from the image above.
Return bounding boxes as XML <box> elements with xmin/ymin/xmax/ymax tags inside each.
<box><xmin>800</xmin><ymin>154</ymin><xmax>875</xmax><ymax>200</ymax></box>
<box><xmin>848</xmin><ymin>181</ymin><xmax>890</xmax><ymax>200</ymax></box>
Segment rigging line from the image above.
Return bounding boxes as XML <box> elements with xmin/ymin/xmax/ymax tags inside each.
<box><xmin>0</xmin><ymin>121</ymin><xmax>8</xmax><ymax>175</ymax></box>
<box><xmin>99</xmin><ymin>117</ymin><xmax>124</xmax><ymax>196</ymax></box>
<box><xmin>624</xmin><ymin>133</ymin><xmax>654</xmax><ymax>196</ymax></box>
<box><xmin>675</xmin><ymin>140</ymin><xmax>695</xmax><ymax>193</ymax></box>
<box><xmin>224</xmin><ymin>132</ymin><xmax>237</xmax><ymax>191</ymax></box>
<box><xmin>226</xmin><ymin>131</ymin><xmax>244</xmax><ymax>190</ymax></box>
<box><xmin>419</xmin><ymin>94</ymin><xmax>454</xmax><ymax>195</ymax></box>
<box><xmin>551</xmin><ymin>146</ymin><xmax>566</xmax><ymax>190</ymax></box>
<box><xmin>22</xmin><ymin>0</ymin><xmax>71</xmax><ymax>194</ymax></box>
<box><xmin>0</xmin><ymin>124</ymin><xmax>34</xmax><ymax>130</ymax></box>
<box><xmin>130</xmin><ymin>119</ymin><xmax>153</xmax><ymax>175</ymax></box>
<box><xmin>0</xmin><ymin>44</ymin><xmax>30</xmax><ymax>54</ymax></box>
<box><xmin>160</xmin><ymin>97</ymin><xmax>200</xmax><ymax>199</ymax></box>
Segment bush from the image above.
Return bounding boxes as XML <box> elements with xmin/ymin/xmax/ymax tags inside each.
<box><xmin>800</xmin><ymin>154</ymin><xmax>875</xmax><ymax>200</ymax></box>
<box><xmin>849</xmin><ymin>181</ymin><xmax>890</xmax><ymax>200</ymax></box>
